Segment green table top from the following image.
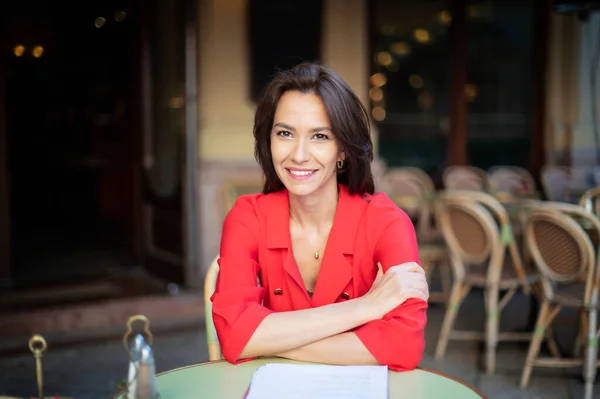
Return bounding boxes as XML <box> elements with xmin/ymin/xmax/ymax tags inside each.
<box><xmin>150</xmin><ymin>358</ymin><xmax>485</xmax><ymax>399</ymax></box>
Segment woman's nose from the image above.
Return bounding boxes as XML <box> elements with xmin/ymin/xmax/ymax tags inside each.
<box><xmin>290</xmin><ymin>138</ymin><xmax>310</xmax><ymax>163</ymax></box>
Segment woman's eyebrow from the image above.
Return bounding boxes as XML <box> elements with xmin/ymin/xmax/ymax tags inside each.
<box><xmin>273</xmin><ymin>122</ymin><xmax>331</xmax><ymax>133</ymax></box>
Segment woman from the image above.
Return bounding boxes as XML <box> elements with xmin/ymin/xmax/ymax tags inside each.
<box><xmin>211</xmin><ymin>62</ymin><xmax>429</xmax><ymax>372</ymax></box>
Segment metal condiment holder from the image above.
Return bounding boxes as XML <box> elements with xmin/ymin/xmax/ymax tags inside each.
<box><xmin>120</xmin><ymin>315</ymin><xmax>159</xmax><ymax>399</ymax></box>
<box><xmin>28</xmin><ymin>335</ymin><xmax>47</xmax><ymax>399</ymax></box>
<box><xmin>0</xmin><ymin>334</ymin><xmax>77</xmax><ymax>399</ymax></box>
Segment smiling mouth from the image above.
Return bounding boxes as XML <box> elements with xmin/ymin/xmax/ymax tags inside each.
<box><xmin>286</xmin><ymin>169</ymin><xmax>318</xmax><ymax>178</ymax></box>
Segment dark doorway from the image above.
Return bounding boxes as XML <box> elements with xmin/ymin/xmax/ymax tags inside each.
<box><xmin>2</xmin><ymin>1</ymin><xmax>142</xmax><ymax>290</ymax></box>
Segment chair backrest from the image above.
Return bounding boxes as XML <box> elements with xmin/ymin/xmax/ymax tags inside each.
<box><xmin>380</xmin><ymin>167</ymin><xmax>435</xmax><ymax>213</ymax></box>
<box><xmin>540</xmin><ymin>165</ymin><xmax>570</xmax><ymax>202</ymax></box>
<box><xmin>434</xmin><ymin>190</ymin><xmax>526</xmax><ymax>285</ymax></box>
<box><xmin>579</xmin><ymin>186</ymin><xmax>600</xmax><ymax>217</ymax></box>
<box><xmin>380</xmin><ymin>167</ymin><xmax>436</xmax><ymax>237</ymax></box>
<box><xmin>442</xmin><ymin>166</ymin><xmax>488</xmax><ymax>191</ymax></box>
<box><xmin>204</xmin><ymin>255</ymin><xmax>222</xmax><ymax>361</ymax></box>
<box><xmin>522</xmin><ymin>202</ymin><xmax>600</xmax><ymax>306</ymax></box>
<box><xmin>488</xmin><ymin>166</ymin><xmax>536</xmax><ymax>197</ymax></box>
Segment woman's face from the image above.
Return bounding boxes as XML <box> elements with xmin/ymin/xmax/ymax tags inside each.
<box><xmin>270</xmin><ymin>90</ymin><xmax>344</xmax><ymax>198</ymax></box>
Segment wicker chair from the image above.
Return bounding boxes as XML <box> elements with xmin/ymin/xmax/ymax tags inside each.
<box><xmin>540</xmin><ymin>165</ymin><xmax>570</xmax><ymax>202</ymax></box>
<box><xmin>433</xmin><ymin>190</ymin><xmax>544</xmax><ymax>375</ymax></box>
<box><xmin>579</xmin><ymin>186</ymin><xmax>600</xmax><ymax>217</ymax></box>
<box><xmin>204</xmin><ymin>255</ymin><xmax>222</xmax><ymax>361</ymax></box>
<box><xmin>519</xmin><ymin>202</ymin><xmax>600</xmax><ymax>399</ymax></box>
<box><xmin>381</xmin><ymin>167</ymin><xmax>450</xmax><ymax>303</ymax></box>
<box><xmin>380</xmin><ymin>167</ymin><xmax>437</xmax><ymax>238</ymax></box>
<box><xmin>442</xmin><ymin>166</ymin><xmax>489</xmax><ymax>191</ymax></box>
<box><xmin>488</xmin><ymin>166</ymin><xmax>538</xmax><ymax>201</ymax></box>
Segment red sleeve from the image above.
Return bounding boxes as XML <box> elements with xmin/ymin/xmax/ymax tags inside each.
<box><xmin>210</xmin><ymin>196</ymin><xmax>273</xmax><ymax>364</ymax></box>
<box><xmin>353</xmin><ymin>199</ymin><xmax>428</xmax><ymax>372</ymax></box>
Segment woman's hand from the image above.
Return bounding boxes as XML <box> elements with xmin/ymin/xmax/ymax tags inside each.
<box><xmin>360</xmin><ymin>262</ymin><xmax>429</xmax><ymax>320</ymax></box>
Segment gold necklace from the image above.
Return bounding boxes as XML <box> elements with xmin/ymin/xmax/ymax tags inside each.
<box><xmin>314</xmin><ymin>237</ymin><xmax>328</xmax><ymax>260</ymax></box>
<box><xmin>289</xmin><ymin>216</ymin><xmax>329</xmax><ymax>261</ymax></box>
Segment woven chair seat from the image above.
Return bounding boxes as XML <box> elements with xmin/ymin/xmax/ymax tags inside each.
<box><xmin>419</xmin><ymin>243</ymin><xmax>446</xmax><ymax>257</ymax></box>
<box><xmin>466</xmin><ymin>261</ymin><xmax>539</xmax><ymax>289</ymax></box>
<box><xmin>418</xmin><ymin>229</ymin><xmax>444</xmax><ymax>244</ymax></box>
<box><xmin>551</xmin><ymin>282</ymin><xmax>600</xmax><ymax>308</ymax></box>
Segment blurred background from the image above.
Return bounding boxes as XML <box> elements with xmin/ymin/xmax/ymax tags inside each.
<box><xmin>1</xmin><ymin>0</ymin><xmax>600</xmax><ymax>398</ymax></box>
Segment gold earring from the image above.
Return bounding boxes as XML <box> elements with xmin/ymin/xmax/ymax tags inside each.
<box><xmin>337</xmin><ymin>160</ymin><xmax>344</xmax><ymax>169</ymax></box>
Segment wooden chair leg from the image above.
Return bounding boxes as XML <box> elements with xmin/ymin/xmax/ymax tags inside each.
<box><xmin>584</xmin><ymin>309</ymin><xmax>598</xmax><ymax>399</ymax></box>
<box><xmin>439</xmin><ymin>259</ymin><xmax>452</xmax><ymax>304</ymax></box>
<box><xmin>545</xmin><ymin>326</ymin><xmax>562</xmax><ymax>359</ymax></box>
<box><xmin>520</xmin><ymin>301</ymin><xmax>560</xmax><ymax>388</ymax></box>
<box><xmin>435</xmin><ymin>281</ymin><xmax>469</xmax><ymax>359</ymax></box>
<box><xmin>485</xmin><ymin>285</ymin><xmax>500</xmax><ymax>375</ymax></box>
<box><xmin>574</xmin><ymin>309</ymin><xmax>588</xmax><ymax>358</ymax></box>
<box><xmin>522</xmin><ymin>282</ymin><xmax>559</xmax><ymax>357</ymax></box>
<box><xmin>533</xmin><ymin>284</ymin><xmax>560</xmax><ymax>359</ymax></box>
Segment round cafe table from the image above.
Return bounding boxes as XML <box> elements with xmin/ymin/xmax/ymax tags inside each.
<box><xmin>149</xmin><ymin>358</ymin><xmax>486</xmax><ymax>399</ymax></box>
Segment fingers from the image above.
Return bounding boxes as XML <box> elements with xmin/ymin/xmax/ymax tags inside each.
<box><xmin>387</xmin><ymin>261</ymin><xmax>424</xmax><ymax>274</ymax></box>
<box><xmin>412</xmin><ymin>279</ymin><xmax>429</xmax><ymax>294</ymax></box>
<box><xmin>405</xmin><ymin>288</ymin><xmax>429</xmax><ymax>302</ymax></box>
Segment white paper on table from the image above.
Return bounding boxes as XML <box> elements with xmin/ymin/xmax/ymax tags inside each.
<box><xmin>245</xmin><ymin>363</ymin><xmax>388</xmax><ymax>399</ymax></box>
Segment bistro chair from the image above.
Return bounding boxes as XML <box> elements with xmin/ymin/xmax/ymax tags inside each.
<box><xmin>204</xmin><ymin>255</ymin><xmax>222</xmax><ymax>361</ymax></box>
<box><xmin>442</xmin><ymin>166</ymin><xmax>489</xmax><ymax>192</ymax></box>
<box><xmin>579</xmin><ymin>186</ymin><xmax>600</xmax><ymax>217</ymax></box>
<box><xmin>380</xmin><ymin>167</ymin><xmax>437</xmax><ymax>238</ymax></box>
<box><xmin>519</xmin><ymin>202</ymin><xmax>600</xmax><ymax>399</ymax></box>
<box><xmin>381</xmin><ymin>167</ymin><xmax>449</xmax><ymax>303</ymax></box>
<box><xmin>433</xmin><ymin>190</ymin><xmax>545</xmax><ymax>375</ymax></box>
<box><xmin>540</xmin><ymin>165</ymin><xmax>570</xmax><ymax>202</ymax></box>
<box><xmin>488</xmin><ymin>166</ymin><xmax>538</xmax><ymax>202</ymax></box>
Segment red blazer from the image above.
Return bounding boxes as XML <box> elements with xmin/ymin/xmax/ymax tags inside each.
<box><xmin>211</xmin><ymin>184</ymin><xmax>427</xmax><ymax>371</ymax></box>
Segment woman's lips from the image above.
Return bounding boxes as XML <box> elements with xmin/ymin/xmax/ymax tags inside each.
<box><xmin>286</xmin><ymin>168</ymin><xmax>318</xmax><ymax>180</ymax></box>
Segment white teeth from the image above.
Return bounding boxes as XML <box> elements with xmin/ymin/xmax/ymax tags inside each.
<box><xmin>289</xmin><ymin>170</ymin><xmax>315</xmax><ymax>176</ymax></box>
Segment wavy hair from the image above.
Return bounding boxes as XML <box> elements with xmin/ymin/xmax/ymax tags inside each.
<box><xmin>253</xmin><ymin>62</ymin><xmax>374</xmax><ymax>195</ymax></box>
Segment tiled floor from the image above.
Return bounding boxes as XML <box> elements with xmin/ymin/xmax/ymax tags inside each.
<box><xmin>0</xmin><ymin>290</ymin><xmax>598</xmax><ymax>398</ymax></box>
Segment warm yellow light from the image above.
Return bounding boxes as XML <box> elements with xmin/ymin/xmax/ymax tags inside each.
<box><xmin>14</xmin><ymin>45</ymin><xmax>25</xmax><ymax>57</ymax></box>
<box><xmin>386</xmin><ymin>62</ymin><xmax>399</xmax><ymax>72</ymax></box>
<box><xmin>369</xmin><ymin>87</ymin><xmax>384</xmax><ymax>102</ymax></box>
<box><xmin>413</xmin><ymin>29</ymin><xmax>431</xmax><ymax>43</ymax></box>
<box><xmin>115</xmin><ymin>11</ymin><xmax>127</xmax><ymax>22</ymax></box>
<box><xmin>418</xmin><ymin>91</ymin><xmax>434</xmax><ymax>110</ymax></box>
<box><xmin>439</xmin><ymin>10</ymin><xmax>452</xmax><ymax>25</ymax></box>
<box><xmin>468</xmin><ymin>5</ymin><xmax>480</xmax><ymax>18</ymax></box>
<box><xmin>95</xmin><ymin>17</ymin><xmax>106</xmax><ymax>28</ymax></box>
<box><xmin>168</xmin><ymin>96</ymin><xmax>184</xmax><ymax>109</ymax></box>
<box><xmin>409</xmin><ymin>74</ymin><xmax>424</xmax><ymax>89</ymax></box>
<box><xmin>372</xmin><ymin>107</ymin><xmax>386</xmax><ymax>121</ymax></box>
<box><xmin>464</xmin><ymin>83</ymin><xmax>479</xmax><ymax>102</ymax></box>
<box><xmin>32</xmin><ymin>46</ymin><xmax>44</xmax><ymax>58</ymax></box>
<box><xmin>370</xmin><ymin>73</ymin><xmax>387</xmax><ymax>87</ymax></box>
<box><xmin>376</xmin><ymin>52</ymin><xmax>393</xmax><ymax>66</ymax></box>
<box><xmin>390</xmin><ymin>42</ymin><xmax>411</xmax><ymax>56</ymax></box>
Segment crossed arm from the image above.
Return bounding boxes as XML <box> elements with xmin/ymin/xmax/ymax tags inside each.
<box><xmin>213</xmin><ymin>205</ymin><xmax>428</xmax><ymax>371</ymax></box>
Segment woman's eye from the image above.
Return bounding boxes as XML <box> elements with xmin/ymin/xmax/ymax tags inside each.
<box><xmin>276</xmin><ymin>130</ymin><xmax>292</xmax><ymax>137</ymax></box>
<box><xmin>313</xmin><ymin>133</ymin><xmax>329</xmax><ymax>140</ymax></box>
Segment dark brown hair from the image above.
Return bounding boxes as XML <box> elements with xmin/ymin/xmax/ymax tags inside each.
<box><xmin>253</xmin><ymin>62</ymin><xmax>375</xmax><ymax>196</ymax></box>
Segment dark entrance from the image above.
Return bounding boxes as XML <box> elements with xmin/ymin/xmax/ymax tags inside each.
<box><xmin>0</xmin><ymin>0</ymin><xmax>198</xmax><ymax>311</ymax></box>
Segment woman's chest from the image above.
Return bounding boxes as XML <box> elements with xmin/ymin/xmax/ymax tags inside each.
<box><xmin>257</xmin><ymin>247</ymin><xmax>378</xmax><ymax>312</ymax></box>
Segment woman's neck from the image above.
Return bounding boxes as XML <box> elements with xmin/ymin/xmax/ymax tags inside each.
<box><xmin>288</xmin><ymin>183</ymin><xmax>339</xmax><ymax>232</ymax></box>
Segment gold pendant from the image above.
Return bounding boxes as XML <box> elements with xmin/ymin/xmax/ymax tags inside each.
<box><xmin>314</xmin><ymin>251</ymin><xmax>319</xmax><ymax>260</ymax></box>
